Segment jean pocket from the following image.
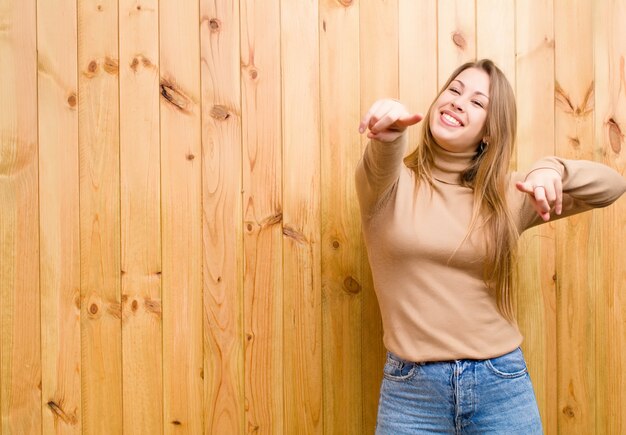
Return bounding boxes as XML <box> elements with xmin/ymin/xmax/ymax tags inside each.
<box><xmin>485</xmin><ymin>347</ymin><xmax>528</xmax><ymax>379</ymax></box>
<box><xmin>383</xmin><ymin>352</ymin><xmax>418</xmax><ymax>382</ymax></box>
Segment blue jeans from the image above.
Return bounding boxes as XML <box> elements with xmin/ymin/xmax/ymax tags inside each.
<box><xmin>375</xmin><ymin>347</ymin><xmax>543</xmax><ymax>434</ymax></box>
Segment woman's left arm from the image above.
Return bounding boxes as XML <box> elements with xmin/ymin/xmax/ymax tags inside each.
<box><xmin>514</xmin><ymin>156</ymin><xmax>626</xmax><ymax>226</ymax></box>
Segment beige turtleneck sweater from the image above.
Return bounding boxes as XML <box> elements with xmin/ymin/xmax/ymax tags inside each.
<box><xmin>355</xmin><ymin>133</ymin><xmax>626</xmax><ymax>362</ymax></box>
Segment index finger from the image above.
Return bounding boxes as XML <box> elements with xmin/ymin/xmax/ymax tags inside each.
<box><xmin>533</xmin><ymin>186</ymin><xmax>550</xmax><ymax>213</ymax></box>
<box><xmin>554</xmin><ymin>178</ymin><xmax>563</xmax><ymax>215</ymax></box>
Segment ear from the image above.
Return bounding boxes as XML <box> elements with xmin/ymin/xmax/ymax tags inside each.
<box><xmin>482</xmin><ymin>136</ymin><xmax>490</xmax><ymax>145</ymax></box>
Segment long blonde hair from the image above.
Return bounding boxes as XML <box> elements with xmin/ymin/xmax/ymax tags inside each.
<box><xmin>404</xmin><ymin>59</ymin><xmax>519</xmax><ymax>322</ymax></box>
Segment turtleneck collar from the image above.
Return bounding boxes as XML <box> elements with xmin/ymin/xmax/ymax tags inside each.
<box><xmin>431</xmin><ymin>144</ymin><xmax>476</xmax><ymax>185</ymax></box>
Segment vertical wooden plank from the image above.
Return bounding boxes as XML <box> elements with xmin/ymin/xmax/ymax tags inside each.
<box><xmin>515</xmin><ymin>1</ymin><xmax>557</xmax><ymax>433</ymax></box>
<box><xmin>438</xmin><ymin>0</ymin><xmax>476</xmax><ymax>87</ymax></box>
<box><xmin>554</xmin><ymin>1</ymin><xmax>595</xmax><ymax>433</ymax></box>
<box><xmin>240</xmin><ymin>0</ymin><xmax>284</xmax><ymax>433</ymax></box>
<box><xmin>359</xmin><ymin>1</ymin><xmax>398</xmax><ymax>432</ymax></box>
<box><xmin>399</xmin><ymin>0</ymin><xmax>437</xmax><ymax>155</ymax></box>
<box><xmin>160</xmin><ymin>0</ymin><xmax>204</xmax><ymax>432</ymax></box>
<box><xmin>281</xmin><ymin>0</ymin><xmax>322</xmax><ymax>433</ymax></box>
<box><xmin>119</xmin><ymin>0</ymin><xmax>162</xmax><ymax>433</ymax></box>
<box><xmin>476</xmin><ymin>0</ymin><xmax>517</xmax><ymax>169</ymax></box>
<box><xmin>200</xmin><ymin>0</ymin><xmax>245</xmax><ymax>433</ymax></box>
<box><xmin>38</xmin><ymin>0</ymin><xmax>81</xmax><ymax>432</ymax></box>
<box><xmin>594</xmin><ymin>0</ymin><xmax>626</xmax><ymax>433</ymax></box>
<box><xmin>77</xmin><ymin>0</ymin><xmax>122</xmax><ymax>432</ymax></box>
<box><xmin>320</xmin><ymin>0</ymin><xmax>361</xmax><ymax>433</ymax></box>
<box><xmin>476</xmin><ymin>0</ymin><xmax>515</xmax><ymax>80</ymax></box>
<box><xmin>0</xmin><ymin>0</ymin><xmax>41</xmax><ymax>432</ymax></box>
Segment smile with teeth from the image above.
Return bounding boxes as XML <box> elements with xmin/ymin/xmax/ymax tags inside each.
<box><xmin>441</xmin><ymin>112</ymin><xmax>463</xmax><ymax>127</ymax></box>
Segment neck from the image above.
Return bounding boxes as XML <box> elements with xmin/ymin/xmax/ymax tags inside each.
<box><xmin>431</xmin><ymin>143</ymin><xmax>476</xmax><ymax>185</ymax></box>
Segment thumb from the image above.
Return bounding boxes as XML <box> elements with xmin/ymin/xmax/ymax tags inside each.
<box><xmin>395</xmin><ymin>113</ymin><xmax>424</xmax><ymax>128</ymax></box>
<box><xmin>515</xmin><ymin>181</ymin><xmax>534</xmax><ymax>194</ymax></box>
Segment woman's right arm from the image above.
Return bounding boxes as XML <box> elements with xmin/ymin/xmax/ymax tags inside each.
<box><xmin>354</xmin><ymin>99</ymin><xmax>422</xmax><ymax>217</ymax></box>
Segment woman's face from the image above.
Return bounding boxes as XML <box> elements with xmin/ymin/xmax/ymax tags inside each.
<box><xmin>429</xmin><ymin>67</ymin><xmax>490</xmax><ymax>153</ymax></box>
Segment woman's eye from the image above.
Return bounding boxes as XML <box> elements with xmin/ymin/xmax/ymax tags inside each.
<box><xmin>449</xmin><ymin>88</ymin><xmax>460</xmax><ymax>94</ymax></box>
<box><xmin>472</xmin><ymin>100</ymin><xmax>484</xmax><ymax>108</ymax></box>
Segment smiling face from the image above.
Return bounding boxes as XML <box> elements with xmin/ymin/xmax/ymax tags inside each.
<box><xmin>429</xmin><ymin>67</ymin><xmax>490</xmax><ymax>153</ymax></box>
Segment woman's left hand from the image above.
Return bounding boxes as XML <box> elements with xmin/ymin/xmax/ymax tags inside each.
<box><xmin>515</xmin><ymin>169</ymin><xmax>563</xmax><ymax>221</ymax></box>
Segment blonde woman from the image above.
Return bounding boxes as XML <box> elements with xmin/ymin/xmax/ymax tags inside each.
<box><xmin>356</xmin><ymin>59</ymin><xmax>626</xmax><ymax>434</ymax></box>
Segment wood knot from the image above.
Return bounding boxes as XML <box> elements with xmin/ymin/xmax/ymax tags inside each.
<box><xmin>343</xmin><ymin>276</ymin><xmax>361</xmax><ymax>294</ymax></box>
<box><xmin>88</xmin><ymin>60</ymin><xmax>98</xmax><ymax>73</ymax></box>
<box><xmin>331</xmin><ymin>240</ymin><xmax>340</xmax><ymax>249</ymax></box>
<box><xmin>97</xmin><ymin>4</ymin><xmax>103</xmax><ymax>11</ymax></box>
<box><xmin>131</xmin><ymin>57</ymin><xmax>139</xmax><ymax>71</ymax></box>
<box><xmin>103</xmin><ymin>57</ymin><xmax>119</xmax><ymax>74</ymax></box>
<box><xmin>562</xmin><ymin>405</ymin><xmax>575</xmax><ymax>418</ymax></box>
<box><xmin>144</xmin><ymin>298</ymin><xmax>162</xmax><ymax>315</ymax></box>
<box><xmin>283</xmin><ymin>226</ymin><xmax>307</xmax><ymax>244</ymax></box>
<box><xmin>186</xmin><ymin>153</ymin><xmax>195</xmax><ymax>161</ymax></box>
<box><xmin>67</xmin><ymin>93</ymin><xmax>77</xmax><ymax>107</ymax></box>
<box><xmin>210</xmin><ymin>105</ymin><xmax>230</xmax><ymax>121</ymax></box>
<box><xmin>607</xmin><ymin>117</ymin><xmax>623</xmax><ymax>153</ymax></box>
<box><xmin>171</xmin><ymin>420</ymin><xmax>182</xmax><ymax>425</ymax></box>
<box><xmin>136</xmin><ymin>4</ymin><xmax>141</xmax><ymax>10</ymax></box>
<box><xmin>567</xmin><ymin>136</ymin><xmax>580</xmax><ymax>148</ymax></box>
<box><xmin>89</xmin><ymin>303</ymin><xmax>98</xmax><ymax>315</ymax></box>
<box><xmin>47</xmin><ymin>401</ymin><xmax>78</xmax><ymax>425</ymax></box>
<box><xmin>131</xmin><ymin>300</ymin><xmax>138</xmax><ymax>311</ymax></box>
<box><xmin>452</xmin><ymin>32</ymin><xmax>466</xmax><ymax>50</ymax></box>
<box><xmin>249</xmin><ymin>68</ymin><xmax>258</xmax><ymax>80</ymax></box>
<box><xmin>160</xmin><ymin>79</ymin><xmax>193</xmax><ymax>114</ymax></box>
<box><xmin>209</xmin><ymin>18</ymin><xmax>221</xmax><ymax>31</ymax></box>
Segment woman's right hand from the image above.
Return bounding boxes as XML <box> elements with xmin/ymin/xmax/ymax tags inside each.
<box><xmin>358</xmin><ymin>99</ymin><xmax>423</xmax><ymax>143</ymax></box>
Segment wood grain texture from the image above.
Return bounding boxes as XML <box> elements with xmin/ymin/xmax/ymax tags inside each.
<box><xmin>399</xmin><ymin>0</ymin><xmax>437</xmax><ymax>155</ymax></box>
<box><xmin>320</xmin><ymin>0</ymin><xmax>362</xmax><ymax>433</ymax></box>
<box><xmin>555</xmin><ymin>1</ymin><xmax>596</xmax><ymax>433</ymax></box>
<box><xmin>119</xmin><ymin>0</ymin><xmax>163</xmax><ymax>432</ymax></box>
<box><xmin>0</xmin><ymin>0</ymin><xmax>41</xmax><ymax>433</ymax></box>
<box><xmin>200</xmin><ymin>0</ymin><xmax>245</xmax><ymax>434</ymax></box>
<box><xmin>77</xmin><ymin>0</ymin><xmax>122</xmax><ymax>433</ymax></box>
<box><xmin>240</xmin><ymin>0</ymin><xmax>284</xmax><ymax>433</ymax></box>
<box><xmin>594</xmin><ymin>1</ymin><xmax>626</xmax><ymax>433</ymax></box>
<box><xmin>438</xmin><ymin>0</ymin><xmax>476</xmax><ymax>87</ymax></box>
<box><xmin>359</xmin><ymin>1</ymin><xmax>399</xmax><ymax>431</ymax></box>
<box><xmin>1</xmin><ymin>2</ymin><xmax>626</xmax><ymax>433</ymax></box>
<box><xmin>477</xmin><ymin>0</ymin><xmax>515</xmax><ymax>81</ymax></box>
<box><xmin>476</xmin><ymin>0</ymin><xmax>516</xmax><ymax>169</ymax></box>
<box><xmin>515</xmin><ymin>1</ymin><xmax>557</xmax><ymax>433</ymax></box>
<box><xmin>160</xmin><ymin>0</ymin><xmax>204</xmax><ymax>433</ymax></box>
<box><xmin>281</xmin><ymin>0</ymin><xmax>323</xmax><ymax>433</ymax></box>
<box><xmin>37</xmin><ymin>0</ymin><xmax>81</xmax><ymax>432</ymax></box>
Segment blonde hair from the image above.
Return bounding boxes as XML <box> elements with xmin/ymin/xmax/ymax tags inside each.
<box><xmin>404</xmin><ymin>59</ymin><xmax>519</xmax><ymax>322</ymax></box>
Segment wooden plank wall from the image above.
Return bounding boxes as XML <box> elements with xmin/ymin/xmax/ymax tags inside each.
<box><xmin>0</xmin><ymin>0</ymin><xmax>625</xmax><ymax>434</ymax></box>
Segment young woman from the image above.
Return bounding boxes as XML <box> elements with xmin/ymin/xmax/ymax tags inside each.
<box><xmin>355</xmin><ymin>59</ymin><xmax>626</xmax><ymax>434</ymax></box>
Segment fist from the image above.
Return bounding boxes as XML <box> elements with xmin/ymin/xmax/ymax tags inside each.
<box><xmin>358</xmin><ymin>99</ymin><xmax>423</xmax><ymax>143</ymax></box>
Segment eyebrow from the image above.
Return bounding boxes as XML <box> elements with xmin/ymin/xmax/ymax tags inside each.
<box><xmin>452</xmin><ymin>79</ymin><xmax>490</xmax><ymax>99</ymax></box>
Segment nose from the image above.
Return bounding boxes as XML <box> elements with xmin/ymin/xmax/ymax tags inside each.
<box><xmin>450</xmin><ymin>100</ymin><xmax>464</xmax><ymax>112</ymax></box>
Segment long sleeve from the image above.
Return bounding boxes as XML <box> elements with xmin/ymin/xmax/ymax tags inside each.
<box><xmin>510</xmin><ymin>156</ymin><xmax>626</xmax><ymax>231</ymax></box>
<box><xmin>355</xmin><ymin>133</ymin><xmax>408</xmax><ymax>218</ymax></box>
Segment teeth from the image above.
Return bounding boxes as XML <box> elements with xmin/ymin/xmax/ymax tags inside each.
<box><xmin>442</xmin><ymin>113</ymin><xmax>461</xmax><ymax>126</ymax></box>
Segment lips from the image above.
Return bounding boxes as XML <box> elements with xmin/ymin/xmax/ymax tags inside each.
<box><xmin>440</xmin><ymin>110</ymin><xmax>464</xmax><ymax>127</ymax></box>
